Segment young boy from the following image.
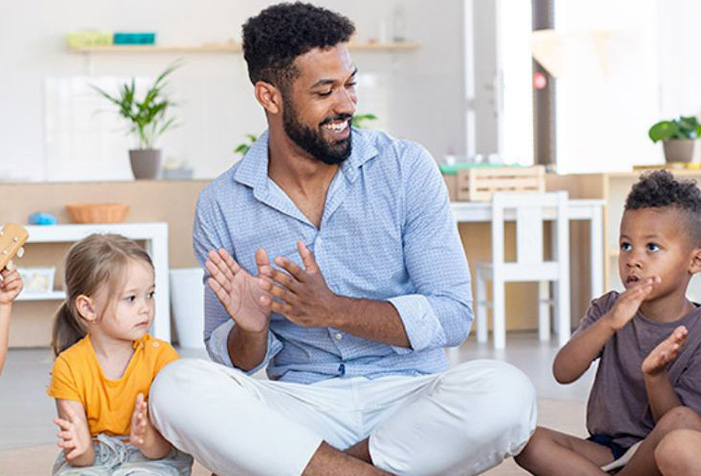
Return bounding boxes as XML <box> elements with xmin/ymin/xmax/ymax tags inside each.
<box><xmin>0</xmin><ymin>266</ymin><xmax>24</xmax><ymax>378</ymax></box>
<box><xmin>515</xmin><ymin>170</ymin><xmax>701</xmax><ymax>475</ymax></box>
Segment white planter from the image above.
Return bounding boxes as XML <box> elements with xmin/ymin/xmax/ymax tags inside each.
<box><xmin>169</xmin><ymin>268</ymin><xmax>205</xmax><ymax>349</ymax></box>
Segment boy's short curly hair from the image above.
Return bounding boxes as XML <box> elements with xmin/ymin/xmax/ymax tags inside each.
<box><xmin>625</xmin><ymin>170</ymin><xmax>701</xmax><ymax>245</ymax></box>
<box><xmin>242</xmin><ymin>2</ymin><xmax>355</xmax><ymax>90</ymax></box>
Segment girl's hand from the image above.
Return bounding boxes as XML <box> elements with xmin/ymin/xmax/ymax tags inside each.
<box><xmin>643</xmin><ymin>325</ymin><xmax>687</xmax><ymax>376</ymax></box>
<box><xmin>130</xmin><ymin>392</ymin><xmax>171</xmax><ymax>459</ymax></box>
<box><xmin>0</xmin><ymin>268</ymin><xmax>22</xmax><ymax>305</ymax></box>
<box><xmin>129</xmin><ymin>392</ymin><xmax>152</xmax><ymax>448</ymax></box>
<box><xmin>606</xmin><ymin>276</ymin><xmax>659</xmax><ymax>331</ymax></box>
<box><xmin>54</xmin><ymin>405</ymin><xmax>92</xmax><ymax>461</ymax></box>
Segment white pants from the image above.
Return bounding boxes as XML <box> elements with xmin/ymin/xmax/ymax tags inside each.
<box><xmin>150</xmin><ymin>359</ymin><xmax>536</xmax><ymax>476</ymax></box>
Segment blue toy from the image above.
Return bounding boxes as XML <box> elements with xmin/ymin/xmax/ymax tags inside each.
<box><xmin>28</xmin><ymin>212</ymin><xmax>58</xmax><ymax>225</ymax></box>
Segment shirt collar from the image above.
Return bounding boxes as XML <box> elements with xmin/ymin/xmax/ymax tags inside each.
<box><xmin>233</xmin><ymin>128</ymin><xmax>378</xmax><ymax>192</ymax></box>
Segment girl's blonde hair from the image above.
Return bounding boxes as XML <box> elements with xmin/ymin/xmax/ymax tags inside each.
<box><xmin>51</xmin><ymin>234</ymin><xmax>153</xmax><ymax>356</ymax></box>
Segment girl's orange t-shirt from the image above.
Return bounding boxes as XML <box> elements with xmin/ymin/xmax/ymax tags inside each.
<box><xmin>47</xmin><ymin>334</ymin><xmax>178</xmax><ymax>437</ymax></box>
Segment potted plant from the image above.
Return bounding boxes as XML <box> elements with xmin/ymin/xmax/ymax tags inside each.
<box><xmin>93</xmin><ymin>63</ymin><xmax>180</xmax><ymax>179</ymax></box>
<box><xmin>648</xmin><ymin>115</ymin><xmax>701</xmax><ymax>163</ymax></box>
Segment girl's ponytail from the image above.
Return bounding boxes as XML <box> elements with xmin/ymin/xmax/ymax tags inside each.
<box><xmin>51</xmin><ymin>301</ymin><xmax>86</xmax><ymax>356</ymax></box>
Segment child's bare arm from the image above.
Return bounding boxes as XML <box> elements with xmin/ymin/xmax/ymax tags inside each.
<box><xmin>642</xmin><ymin>325</ymin><xmax>686</xmax><ymax>422</ymax></box>
<box><xmin>55</xmin><ymin>399</ymin><xmax>95</xmax><ymax>467</ymax></box>
<box><xmin>0</xmin><ymin>268</ymin><xmax>23</xmax><ymax>379</ymax></box>
<box><xmin>130</xmin><ymin>392</ymin><xmax>171</xmax><ymax>459</ymax></box>
<box><xmin>553</xmin><ymin>277</ymin><xmax>658</xmax><ymax>383</ymax></box>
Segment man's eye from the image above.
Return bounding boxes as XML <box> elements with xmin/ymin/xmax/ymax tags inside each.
<box><xmin>317</xmin><ymin>90</ymin><xmax>333</xmax><ymax>97</ymax></box>
<box><xmin>620</xmin><ymin>243</ymin><xmax>632</xmax><ymax>251</ymax></box>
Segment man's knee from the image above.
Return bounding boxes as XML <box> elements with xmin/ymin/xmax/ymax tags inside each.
<box><xmin>150</xmin><ymin>359</ymin><xmax>226</xmax><ymax>421</ymax></box>
<box><xmin>446</xmin><ymin>360</ymin><xmax>536</xmax><ymax>438</ymax></box>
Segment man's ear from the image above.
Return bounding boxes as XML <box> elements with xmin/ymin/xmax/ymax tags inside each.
<box><xmin>254</xmin><ymin>81</ymin><xmax>282</xmax><ymax>115</ymax></box>
<box><xmin>690</xmin><ymin>248</ymin><xmax>701</xmax><ymax>275</ymax></box>
<box><xmin>75</xmin><ymin>295</ymin><xmax>98</xmax><ymax>323</ymax></box>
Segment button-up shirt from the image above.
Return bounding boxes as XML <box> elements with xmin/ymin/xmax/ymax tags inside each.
<box><xmin>193</xmin><ymin>128</ymin><xmax>472</xmax><ymax>384</ymax></box>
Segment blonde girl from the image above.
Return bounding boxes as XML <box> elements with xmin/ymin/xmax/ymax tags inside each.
<box><xmin>48</xmin><ymin>234</ymin><xmax>192</xmax><ymax>475</ymax></box>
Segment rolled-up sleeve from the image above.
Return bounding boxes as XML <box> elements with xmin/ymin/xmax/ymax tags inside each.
<box><xmin>392</xmin><ymin>144</ymin><xmax>473</xmax><ymax>351</ymax></box>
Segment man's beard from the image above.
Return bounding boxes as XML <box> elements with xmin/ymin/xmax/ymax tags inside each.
<box><xmin>282</xmin><ymin>96</ymin><xmax>352</xmax><ymax>166</ymax></box>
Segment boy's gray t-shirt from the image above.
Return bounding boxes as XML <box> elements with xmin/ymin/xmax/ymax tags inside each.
<box><xmin>579</xmin><ymin>291</ymin><xmax>701</xmax><ymax>449</ymax></box>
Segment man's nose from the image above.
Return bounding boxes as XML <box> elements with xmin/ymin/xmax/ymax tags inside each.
<box><xmin>335</xmin><ymin>88</ymin><xmax>357</xmax><ymax>116</ymax></box>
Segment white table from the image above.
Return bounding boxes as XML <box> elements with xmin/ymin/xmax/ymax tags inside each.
<box><xmin>450</xmin><ymin>199</ymin><xmax>605</xmax><ymax>301</ymax></box>
<box><xmin>20</xmin><ymin>223</ymin><xmax>171</xmax><ymax>343</ymax></box>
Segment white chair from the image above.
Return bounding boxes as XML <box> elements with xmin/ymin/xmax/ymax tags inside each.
<box><xmin>475</xmin><ymin>191</ymin><xmax>570</xmax><ymax>349</ymax></box>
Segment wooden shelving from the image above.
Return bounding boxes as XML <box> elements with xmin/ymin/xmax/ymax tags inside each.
<box><xmin>68</xmin><ymin>42</ymin><xmax>421</xmax><ymax>54</ymax></box>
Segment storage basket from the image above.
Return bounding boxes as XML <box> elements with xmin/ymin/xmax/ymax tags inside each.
<box><xmin>65</xmin><ymin>203</ymin><xmax>130</xmax><ymax>223</ymax></box>
<box><xmin>456</xmin><ymin>165</ymin><xmax>545</xmax><ymax>201</ymax></box>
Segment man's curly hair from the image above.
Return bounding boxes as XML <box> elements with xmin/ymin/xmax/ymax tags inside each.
<box><xmin>625</xmin><ymin>170</ymin><xmax>701</xmax><ymax>244</ymax></box>
<box><xmin>242</xmin><ymin>2</ymin><xmax>355</xmax><ymax>90</ymax></box>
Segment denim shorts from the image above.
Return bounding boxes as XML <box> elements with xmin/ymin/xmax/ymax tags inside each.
<box><xmin>587</xmin><ymin>433</ymin><xmax>629</xmax><ymax>460</ymax></box>
<box><xmin>52</xmin><ymin>434</ymin><xmax>193</xmax><ymax>476</ymax></box>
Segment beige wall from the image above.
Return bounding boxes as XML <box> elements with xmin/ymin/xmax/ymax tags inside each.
<box><xmin>3</xmin><ymin>180</ymin><xmax>209</xmax><ymax>347</ymax></box>
<box><xmin>3</xmin><ymin>178</ymin><xmax>585</xmax><ymax>347</ymax></box>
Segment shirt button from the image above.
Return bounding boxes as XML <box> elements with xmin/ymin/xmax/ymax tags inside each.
<box><xmin>334</xmin><ymin>332</ymin><xmax>343</xmax><ymax>341</ymax></box>
<box><xmin>316</xmin><ymin>236</ymin><xmax>323</xmax><ymax>246</ymax></box>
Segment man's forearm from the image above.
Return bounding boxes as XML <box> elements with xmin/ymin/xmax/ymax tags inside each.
<box><xmin>330</xmin><ymin>297</ymin><xmax>410</xmax><ymax>348</ymax></box>
<box><xmin>227</xmin><ymin>324</ymin><xmax>269</xmax><ymax>371</ymax></box>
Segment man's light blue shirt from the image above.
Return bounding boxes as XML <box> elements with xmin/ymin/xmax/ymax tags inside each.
<box><xmin>193</xmin><ymin>128</ymin><xmax>473</xmax><ymax>384</ymax></box>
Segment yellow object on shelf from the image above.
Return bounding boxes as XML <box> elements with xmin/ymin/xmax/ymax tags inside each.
<box><xmin>65</xmin><ymin>203</ymin><xmax>130</xmax><ymax>223</ymax></box>
<box><xmin>633</xmin><ymin>162</ymin><xmax>701</xmax><ymax>171</ymax></box>
<box><xmin>66</xmin><ymin>31</ymin><xmax>113</xmax><ymax>48</ymax></box>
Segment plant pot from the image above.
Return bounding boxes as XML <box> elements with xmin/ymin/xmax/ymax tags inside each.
<box><xmin>129</xmin><ymin>149</ymin><xmax>162</xmax><ymax>180</ymax></box>
<box><xmin>662</xmin><ymin>139</ymin><xmax>696</xmax><ymax>163</ymax></box>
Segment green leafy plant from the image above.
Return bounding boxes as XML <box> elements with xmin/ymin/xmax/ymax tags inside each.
<box><xmin>93</xmin><ymin>62</ymin><xmax>180</xmax><ymax>149</ymax></box>
<box><xmin>234</xmin><ymin>133</ymin><xmax>259</xmax><ymax>156</ymax></box>
<box><xmin>648</xmin><ymin>116</ymin><xmax>701</xmax><ymax>143</ymax></box>
<box><xmin>352</xmin><ymin>113</ymin><xmax>378</xmax><ymax>128</ymax></box>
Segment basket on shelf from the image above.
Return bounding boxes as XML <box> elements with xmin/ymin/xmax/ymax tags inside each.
<box><xmin>65</xmin><ymin>203</ymin><xmax>130</xmax><ymax>223</ymax></box>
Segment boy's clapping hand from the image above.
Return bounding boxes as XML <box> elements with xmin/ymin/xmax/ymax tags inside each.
<box><xmin>606</xmin><ymin>276</ymin><xmax>660</xmax><ymax>331</ymax></box>
<box><xmin>643</xmin><ymin>325</ymin><xmax>688</xmax><ymax>376</ymax></box>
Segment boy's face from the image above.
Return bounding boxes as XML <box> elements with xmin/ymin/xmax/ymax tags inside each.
<box><xmin>619</xmin><ymin>207</ymin><xmax>701</xmax><ymax>302</ymax></box>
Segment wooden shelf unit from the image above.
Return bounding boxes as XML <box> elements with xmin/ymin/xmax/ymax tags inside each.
<box><xmin>68</xmin><ymin>42</ymin><xmax>421</xmax><ymax>54</ymax></box>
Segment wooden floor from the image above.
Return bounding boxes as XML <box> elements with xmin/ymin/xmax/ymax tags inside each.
<box><xmin>0</xmin><ymin>332</ymin><xmax>595</xmax><ymax>475</ymax></box>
